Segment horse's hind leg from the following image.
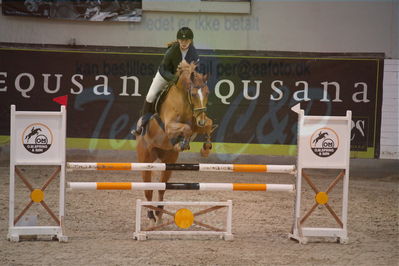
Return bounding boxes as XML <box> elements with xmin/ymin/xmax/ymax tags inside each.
<box><xmin>142</xmin><ymin>171</ymin><xmax>157</xmax><ymax>223</ymax></box>
<box><xmin>156</xmin><ymin>150</ymin><xmax>179</xmax><ymax>224</ymax></box>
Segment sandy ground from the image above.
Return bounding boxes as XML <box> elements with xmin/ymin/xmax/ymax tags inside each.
<box><xmin>0</xmin><ymin>154</ymin><xmax>398</xmax><ymax>266</ymax></box>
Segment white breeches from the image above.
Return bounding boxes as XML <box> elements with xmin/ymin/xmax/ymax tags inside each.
<box><xmin>146</xmin><ymin>71</ymin><xmax>168</xmax><ymax>103</ymax></box>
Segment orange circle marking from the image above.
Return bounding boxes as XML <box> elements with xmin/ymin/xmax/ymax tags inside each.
<box><xmin>174</xmin><ymin>208</ymin><xmax>194</xmax><ymax>229</ymax></box>
<box><xmin>315</xmin><ymin>192</ymin><xmax>329</xmax><ymax>205</ymax></box>
<box><xmin>30</xmin><ymin>189</ymin><xmax>45</xmax><ymax>203</ymax></box>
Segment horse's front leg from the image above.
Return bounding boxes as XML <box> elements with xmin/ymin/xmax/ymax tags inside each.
<box><xmin>198</xmin><ymin>116</ymin><xmax>214</xmax><ymax>157</ymax></box>
<box><xmin>165</xmin><ymin>122</ymin><xmax>193</xmax><ymax>151</ymax></box>
<box><xmin>201</xmin><ymin>139</ymin><xmax>212</xmax><ymax>157</ymax></box>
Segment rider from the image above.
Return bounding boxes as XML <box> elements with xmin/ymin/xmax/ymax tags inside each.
<box><xmin>132</xmin><ymin>27</ymin><xmax>199</xmax><ymax>135</ymax></box>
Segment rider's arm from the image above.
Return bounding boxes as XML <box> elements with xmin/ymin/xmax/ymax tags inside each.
<box><xmin>186</xmin><ymin>45</ymin><xmax>204</xmax><ymax>74</ymax></box>
<box><xmin>186</xmin><ymin>45</ymin><xmax>199</xmax><ymax>64</ymax></box>
<box><xmin>159</xmin><ymin>46</ymin><xmax>178</xmax><ymax>82</ymax></box>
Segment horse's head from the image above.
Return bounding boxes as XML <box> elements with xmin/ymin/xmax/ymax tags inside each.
<box><xmin>177</xmin><ymin>61</ymin><xmax>210</xmax><ymax>128</ymax></box>
<box><xmin>189</xmin><ymin>71</ymin><xmax>209</xmax><ymax>127</ymax></box>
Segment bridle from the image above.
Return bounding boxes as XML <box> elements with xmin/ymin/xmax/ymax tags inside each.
<box><xmin>187</xmin><ymin>83</ymin><xmax>207</xmax><ymax>127</ymax></box>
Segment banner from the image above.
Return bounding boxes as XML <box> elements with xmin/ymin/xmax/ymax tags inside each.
<box><xmin>2</xmin><ymin>0</ymin><xmax>142</xmax><ymax>22</ymax></box>
<box><xmin>0</xmin><ymin>47</ymin><xmax>384</xmax><ymax>158</ymax></box>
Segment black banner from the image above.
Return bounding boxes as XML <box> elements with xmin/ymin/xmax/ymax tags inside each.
<box><xmin>2</xmin><ymin>0</ymin><xmax>142</xmax><ymax>22</ymax></box>
<box><xmin>0</xmin><ymin>46</ymin><xmax>384</xmax><ymax>158</ymax></box>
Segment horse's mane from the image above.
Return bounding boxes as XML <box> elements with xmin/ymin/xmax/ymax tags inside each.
<box><xmin>177</xmin><ymin>60</ymin><xmax>197</xmax><ymax>77</ymax></box>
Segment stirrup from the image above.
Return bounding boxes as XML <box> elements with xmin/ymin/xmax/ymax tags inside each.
<box><xmin>131</xmin><ymin>116</ymin><xmax>144</xmax><ymax>136</ymax></box>
<box><xmin>131</xmin><ymin>127</ymin><xmax>142</xmax><ymax>136</ymax></box>
<box><xmin>131</xmin><ymin>113</ymin><xmax>152</xmax><ymax>136</ymax></box>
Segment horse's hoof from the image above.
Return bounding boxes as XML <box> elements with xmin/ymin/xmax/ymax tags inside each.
<box><xmin>200</xmin><ymin>148</ymin><xmax>210</xmax><ymax>157</ymax></box>
<box><xmin>179</xmin><ymin>140</ymin><xmax>190</xmax><ymax>151</ymax></box>
<box><xmin>147</xmin><ymin>210</ymin><xmax>156</xmax><ymax>225</ymax></box>
<box><xmin>203</xmin><ymin>142</ymin><xmax>212</xmax><ymax>150</ymax></box>
<box><xmin>155</xmin><ymin>217</ymin><xmax>164</xmax><ymax>226</ymax></box>
<box><xmin>174</xmin><ymin>144</ymin><xmax>183</xmax><ymax>152</ymax></box>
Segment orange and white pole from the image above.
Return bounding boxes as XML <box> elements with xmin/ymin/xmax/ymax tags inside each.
<box><xmin>67</xmin><ymin>182</ymin><xmax>294</xmax><ymax>192</ymax></box>
<box><xmin>67</xmin><ymin>163</ymin><xmax>295</xmax><ymax>174</ymax></box>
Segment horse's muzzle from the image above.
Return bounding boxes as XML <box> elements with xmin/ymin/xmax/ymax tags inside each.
<box><xmin>197</xmin><ymin>119</ymin><xmax>206</xmax><ymax>127</ymax></box>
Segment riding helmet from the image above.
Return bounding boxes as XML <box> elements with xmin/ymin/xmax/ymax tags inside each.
<box><xmin>177</xmin><ymin>27</ymin><xmax>194</xmax><ymax>40</ymax></box>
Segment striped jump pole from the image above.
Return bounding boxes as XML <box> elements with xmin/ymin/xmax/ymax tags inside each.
<box><xmin>66</xmin><ymin>162</ymin><xmax>296</xmax><ymax>174</ymax></box>
<box><xmin>67</xmin><ymin>182</ymin><xmax>295</xmax><ymax>192</ymax></box>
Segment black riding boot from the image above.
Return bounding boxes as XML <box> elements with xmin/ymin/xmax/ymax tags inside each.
<box><xmin>132</xmin><ymin>100</ymin><xmax>153</xmax><ymax>135</ymax></box>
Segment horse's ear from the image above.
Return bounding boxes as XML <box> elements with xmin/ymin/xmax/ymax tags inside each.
<box><xmin>203</xmin><ymin>74</ymin><xmax>208</xmax><ymax>82</ymax></box>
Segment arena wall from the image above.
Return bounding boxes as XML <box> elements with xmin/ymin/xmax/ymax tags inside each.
<box><xmin>0</xmin><ymin>0</ymin><xmax>397</xmax><ymax>159</ymax></box>
<box><xmin>0</xmin><ymin>1</ymin><xmax>397</xmax><ymax>57</ymax></box>
<box><xmin>381</xmin><ymin>59</ymin><xmax>399</xmax><ymax>159</ymax></box>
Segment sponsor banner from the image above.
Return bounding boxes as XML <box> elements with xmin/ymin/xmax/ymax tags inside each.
<box><xmin>2</xmin><ymin>0</ymin><xmax>142</xmax><ymax>22</ymax></box>
<box><xmin>0</xmin><ymin>47</ymin><xmax>383</xmax><ymax>158</ymax></box>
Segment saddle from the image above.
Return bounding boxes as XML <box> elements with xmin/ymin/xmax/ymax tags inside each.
<box><xmin>140</xmin><ymin>82</ymin><xmax>174</xmax><ymax>136</ymax></box>
<box><xmin>154</xmin><ymin>83</ymin><xmax>172</xmax><ymax>114</ymax></box>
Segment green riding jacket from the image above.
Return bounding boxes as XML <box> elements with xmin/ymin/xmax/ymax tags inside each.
<box><xmin>158</xmin><ymin>42</ymin><xmax>199</xmax><ymax>82</ymax></box>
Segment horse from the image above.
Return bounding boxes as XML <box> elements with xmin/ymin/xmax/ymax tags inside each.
<box><xmin>25</xmin><ymin>127</ymin><xmax>41</xmax><ymax>141</ymax></box>
<box><xmin>313</xmin><ymin>131</ymin><xmax>329</xmax><ymax>145</ymax></box>
<box><xmin>135</xmin><ymin>60</ymin><xmax>214</xmax><ymax>224</ymax></box>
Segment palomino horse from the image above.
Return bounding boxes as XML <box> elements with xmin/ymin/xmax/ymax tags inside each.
<box><xmin>136</xmin><ymin>61</ymin><xmax>213</xmax><ymax>224</ymax></box>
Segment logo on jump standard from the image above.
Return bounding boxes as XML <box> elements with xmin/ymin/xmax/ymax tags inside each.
<box><xmin>310</xmin><ymin>128</ymin><xmax>339</xmax><ymax>157</ymax></box>
<box><xmin>22</xmin><ymin>123</ymin><xmax>53</xmax><ymax>154</ymax></box>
